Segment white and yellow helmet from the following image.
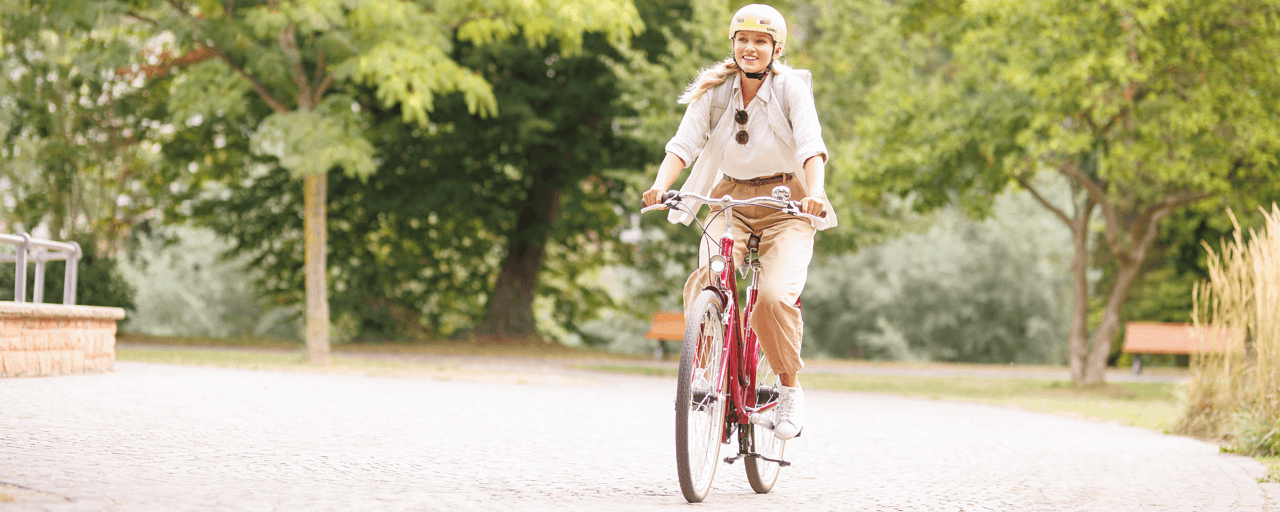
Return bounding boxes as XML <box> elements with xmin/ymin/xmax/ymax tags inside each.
<box><xmin>728</xmin><ymin>4</ymin><xmax>787</xmax><ymax>48</ymax></box>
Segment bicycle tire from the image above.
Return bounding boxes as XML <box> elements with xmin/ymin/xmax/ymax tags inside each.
<box><xmin>744</xmin><ymin>344</ymin><xmax>785</xmax><ymax>493</ymax></box>
<box><xmin>675</xmin><ymin>289</ymin><xmax>728</xmax><ymax>503</ymax></box>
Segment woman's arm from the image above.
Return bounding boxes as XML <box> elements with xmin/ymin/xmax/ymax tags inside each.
<box><xmin>642</xmin><ymin>90</ymin><xmax>713</xmax><ymax>207</ymax></box>
<box><xmin>643</xmin><ymin>153</ymin><xmax>688</xmax><ymax>207</ymax></box>
<box><xmin>800</xmin><ymin>154</ymin><xmax>827</xmax><ymax>216</ymax></box>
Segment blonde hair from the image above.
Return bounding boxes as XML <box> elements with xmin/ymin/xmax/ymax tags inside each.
<box><xmin>678</xmin><ymin>57</ymin><xmax>791</xmax><ymax>104</ymax></box>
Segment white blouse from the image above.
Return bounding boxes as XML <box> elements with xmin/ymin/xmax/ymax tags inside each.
<box><xmin>663</xmin><ymin>69</ymin><xmax>836</xmax><ymax>230</ymax></box>
<box><xmin>720</xmin><ymin>76</ymin><xmax>793</xmax><ymax>180</ymax></box>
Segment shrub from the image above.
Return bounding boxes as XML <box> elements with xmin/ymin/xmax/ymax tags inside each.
<box><xmin>803</xmin><ymin>191</ymin><xmax>1072</xmax><ymax>364</ymax></box>
<box><xmin>1176</xmin><ymin>205</ymin><xmax>1280</xmax><ymax>456</ymax></box>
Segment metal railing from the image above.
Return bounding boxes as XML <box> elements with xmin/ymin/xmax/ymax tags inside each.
<box><xmin>0</xmin><ymin>233</ymin><xmax>81</xmax><ymax>305</ymax></box>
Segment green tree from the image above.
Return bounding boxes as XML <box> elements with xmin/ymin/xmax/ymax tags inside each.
<box><xmin>819</xmin><ymin>0</ymin><xmax>1280</xmax><ymax>384</ymax></box>
<box><xmin>63</xmin><ymin>0</ymin><xmax>640</xmax><ymax>361</ymax></box>
<box><xmin>194</xmin><ymin>33</ymin><xmax>650</xmax><ymax>342</ymax></box>
<box><xmin>0</xmin><ymin>3</ymin><xmax>171</xmax><ymax>256</ymax></box>
<box><xmin>186</xmin><ymin>0</ymin><xmax>737</xmax><ymax>343</ymax></box>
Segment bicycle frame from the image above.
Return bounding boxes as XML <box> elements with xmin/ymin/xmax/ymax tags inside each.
<box><xmin>701</xmin><ymin>202</ymin><xmax>771</xmax><ymax>444</ymax></box>
<box><xmin>642</xmin><ymin>190</ymin><xmax>821</xmax><ymax>448</ymax></box>
<box><xmin>646</xmin><ymin>190</ymin><xmax>819</xmax><ymax>500</ymax></box>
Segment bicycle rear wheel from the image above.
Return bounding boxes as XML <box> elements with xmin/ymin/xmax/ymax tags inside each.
<box><xmin>744</xmin><ymin>344</ymin><xmax>785</xmax><ymax>493</ymax></box>
<box><xmin>675</xmin><ymin>290</ymin><xmax>728</xmax><ymax>503</ymax></box>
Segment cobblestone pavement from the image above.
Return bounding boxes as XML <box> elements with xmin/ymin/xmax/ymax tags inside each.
<box><xmin>1</xmin><ymin>362</ymin><xmax>1274</xmax><ymax>511</ymax></box>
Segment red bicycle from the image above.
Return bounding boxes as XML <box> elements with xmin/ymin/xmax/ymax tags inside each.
<box><xmin>642</xmin><ymin>186</ymin><xmax>822</xmax><ymax>503</ymax></box>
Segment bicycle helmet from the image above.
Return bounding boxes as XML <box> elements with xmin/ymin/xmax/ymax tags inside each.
<box><xmin>729</xmin><ymin>4</ymin><xmax>787</xmax><ymax>80</ymax></box>
<box><xmin>729</xmin><ymin>4</ymin><xmax>787</xmax><ymax>48</ymax></box>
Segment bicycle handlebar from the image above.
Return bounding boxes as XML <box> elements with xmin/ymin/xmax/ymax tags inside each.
<box><xmin>641</xmin><ymin>191</ymin><xmax>827</xmax><ymax>223</ymax></box>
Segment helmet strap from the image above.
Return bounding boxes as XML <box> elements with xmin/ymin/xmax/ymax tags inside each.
<box><xmin>737</xmin><ymin>42</ymin><xmax>777</xmax><ymax>81</ymax></box>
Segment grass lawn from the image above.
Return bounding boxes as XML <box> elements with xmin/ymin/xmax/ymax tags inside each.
<box><xmin>581</xmin><ymin>364</ymin><xmax>1180</xmax><ymax>431</ymax></box>
<box><xmin>116</xmin><ymin>347</ymin><xmax>467</xmax><ymax>379</ymax></box>
<box><xmin>580</xmin><ymin>363</ymin><xmax>1182</xmax><ymax>431</ymax></box>
<box><xmin>117</xmin><ymin>332</ymin><xmax>648</xmax><ymax>360</ymax></box>
<box><xmin>802</xmin><ymin>373</ymin><xmax>1181</xmax><ymax>432</ymax></box>
<box><xmin>116</xmin><ymin>333</ymin><xmax>654</xmax><ymax>382</ymax></box>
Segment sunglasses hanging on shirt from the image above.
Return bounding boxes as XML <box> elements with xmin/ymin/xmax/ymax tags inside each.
<box><xmin>735</xmin><ymin>109</ymin><xmax>749</xmax><ymax>145</ymax></box>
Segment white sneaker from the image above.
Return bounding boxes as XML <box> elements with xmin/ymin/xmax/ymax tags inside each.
<box><xmin>773</xmin><ymin>385</ymin><xmax>805</xmax><ymax>440</ymax></box>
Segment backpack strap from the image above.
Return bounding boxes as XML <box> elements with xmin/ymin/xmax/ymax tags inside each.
<box><xmin>775</xmin><ymin>68</ymin><xmax>812</xmax><ymax>130</ymax></box>
<box><xmin>707</xmin><ymin>79</ymin><xmax>733</xmax><ymax>134</ymax></box>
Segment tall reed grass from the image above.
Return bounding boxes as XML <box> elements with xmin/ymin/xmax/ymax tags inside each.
<box><xmin>1176</xmin><ymin>204</ymin><xmax>1280</xmax><ymax>456</ymax></box>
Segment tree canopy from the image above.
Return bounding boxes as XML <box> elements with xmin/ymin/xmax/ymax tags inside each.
<box><xmin>808</xmin><ymin>0</ymin><xmax>1280</xmax><ymax>384</ymax></box>
<box><xmin>8</xmin><ymin>0</ymin><xmax>645</xmax><ymax>359</ymax></box>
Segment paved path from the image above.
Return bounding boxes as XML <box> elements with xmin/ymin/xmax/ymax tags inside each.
<box><xmin>1</xmin><ymin>362</ymin><xmax>1273</xmax><ymax>511</ymax></box>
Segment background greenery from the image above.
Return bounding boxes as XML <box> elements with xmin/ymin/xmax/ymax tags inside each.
<box><xmin>1</xmin><ymin>0</ymin><xmax>1277</xmax><ymax>380</ymax></box>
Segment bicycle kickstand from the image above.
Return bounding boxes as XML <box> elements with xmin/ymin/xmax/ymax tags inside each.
<box><xmin>724</xmin><ymin>452</ymin><xmax>792</xmax><ymax>467</ymax></box>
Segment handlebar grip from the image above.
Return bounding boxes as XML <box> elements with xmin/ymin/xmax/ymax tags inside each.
<box><xmin>661</xmin><ymin>190</ymin><xmax>679</xmax><ymax>203</ymax></box>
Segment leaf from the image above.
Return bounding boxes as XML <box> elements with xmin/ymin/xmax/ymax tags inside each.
<box><xmin>250</xmin><ymin>95</ymin><xmax>376</xmax><ymax>179</ymax></box>
<box><xmin>167</xmin><ymin>60</ymin><xmax>253</xmax><ymax>122</ymax></box>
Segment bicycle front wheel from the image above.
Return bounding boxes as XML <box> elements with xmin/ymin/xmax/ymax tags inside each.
<box><xmin>675</xmin><ymin>289</ymin><xmax>728</xmax><ymax>503</ymax></box>
<box><xmin>744</xmin><ymin>344</ymin><xmax>785</xmax><ymax>493</ymax></box>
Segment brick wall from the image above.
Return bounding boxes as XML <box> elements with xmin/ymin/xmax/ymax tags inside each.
<box><xmin>0</xmin><ymin>302</ymin><xmax>126</xmax><ymax>377</ymax></box>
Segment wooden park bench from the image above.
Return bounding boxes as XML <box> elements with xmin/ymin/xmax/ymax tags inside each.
<box><xmin>645</xmin><ymin>311</ymin><xmax>684</xmax><ymax>359</ymax></box>
<box><xmin>1122</xmin><ymin>322</ymin><xmax>1240</xmax><ymax>374</ymax></box>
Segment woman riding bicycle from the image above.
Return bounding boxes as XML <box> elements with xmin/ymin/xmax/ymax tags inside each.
<box><xmin>641</xmin><ymin>3</ymin><xmax>836</xmax><ymax>441</ymax></box>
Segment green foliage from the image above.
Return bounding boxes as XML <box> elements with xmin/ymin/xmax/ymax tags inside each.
<box><xmin>803</xmin><ymin>0</ymin><xmax>1280</xmax><ymax>377</ymax></box>
<box><xmin>803</xmin><ymin>189</ymin><xmax>1072</xmax><ymax>364</ymax></box>
<box><xmin>597</xmin><ymin>0</ymin><xmax>733</xmax><ymax>327</ymax></box>
<box><xmin>0</xmin><ymin>4</ymin><xmax>172</xmax><ymax>248</ymax></box>
<box><xmin>138</xmin><ymin>0</ymin><xmax>641</xmax><ymax>180</ymax></box>
<box><xmin>166</xmin><ymin>60</ymin><xmax>254</xmax><ymax>124</ymax></box>
<box><xmin>195</xmin><ymin>31</ymin><xmax>651</xmax><ymax>341</ymax></box>
<box><xmin>823</xmin><ymin>0</ymin><xmax>1280</xmax><ymax>213</ymax></box>
<box><xmin>1231</xmin><ymin>408</ymin><xmax>1280</xmax><ymax>457</ymax></box>
<box><xmin>5</xmin><ymin>0</ymin><xmax>651</xmax><ymax>344</ymax></box>
<box><xmin>1111</xmin><ymin>200</ymin><xmax>1280</xmax><ymax>326</ymax></box>
<box><xmin>251</xmin><ymin>94</ymin><xmax>376</xmax><ymax>179</ymax></box>
<box><xmin>117</xmin><ymin>225</ymin><xmax>298</xmax><ymax>339</ymax></box>
<box><xmin>62</xmin><ymin>243</ymin><xmax>136</xmax><ymax>310</ymax></box>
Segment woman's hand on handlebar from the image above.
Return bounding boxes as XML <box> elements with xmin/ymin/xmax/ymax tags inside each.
<box><xmin>800</xmin><ymin>196</ymin><xmax>827</xmax><ymax>218</ymax></box>
<box><xmin>642</xmin><ymin>188</ymin><xmax>668</xmax><ymax>208</ymax></box>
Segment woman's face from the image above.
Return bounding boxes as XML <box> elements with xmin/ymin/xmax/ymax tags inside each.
<box><xmin>733</xmin><ymin>30</ymin><xmax>778</xmax><ymax>75</ymax></box>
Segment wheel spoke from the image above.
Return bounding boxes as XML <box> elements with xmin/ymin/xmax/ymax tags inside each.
<box><xmin>744</xmin><ymin>344</ymin><xmax>785</xmax><ymax>493</ymax></box>
<box><xmin>676</xmin><ymin>291</ymin><xmax>727</xmax><ymax>503</ymax></box>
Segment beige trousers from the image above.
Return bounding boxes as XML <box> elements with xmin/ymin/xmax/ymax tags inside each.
<box><xmin>682</xmin><ymin>174</ymin><xmax>815</xmax><ymax>376</ymax></box>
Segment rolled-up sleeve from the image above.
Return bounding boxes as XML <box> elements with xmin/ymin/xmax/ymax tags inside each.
<box><xmin>664</xmin><ymin>93</ymin><xmax>713</xmax><ymax>168</ymax></box>
<box><xmin>786</xmin><ymin>76</ymin><xmax>828</xmax><ymax>167</ymax></box>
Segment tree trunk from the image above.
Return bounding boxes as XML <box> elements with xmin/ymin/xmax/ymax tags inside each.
<box><xmin>1067</xmin><ymin>206</ymin><xmax>1093</xmax><ymax>384</ymax></box>
<box><xmin>304</xmin><ymin>173</ymin><xmax>330</xmax><ymax>365</ymax></box>
<box><xmin>475</xmin><ymin>180</ymin><xmax>564</xmax><ymax>341</ymax></box>
<box><xmin>1022</xmin><ymin>176</ymin><xmax>1098</xmax><ymax>386</ymax></box>
<box><xmin>1081</xmin><ymin>260</ymin><xmax>1144</xmax><ymax>384</ymax></box>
